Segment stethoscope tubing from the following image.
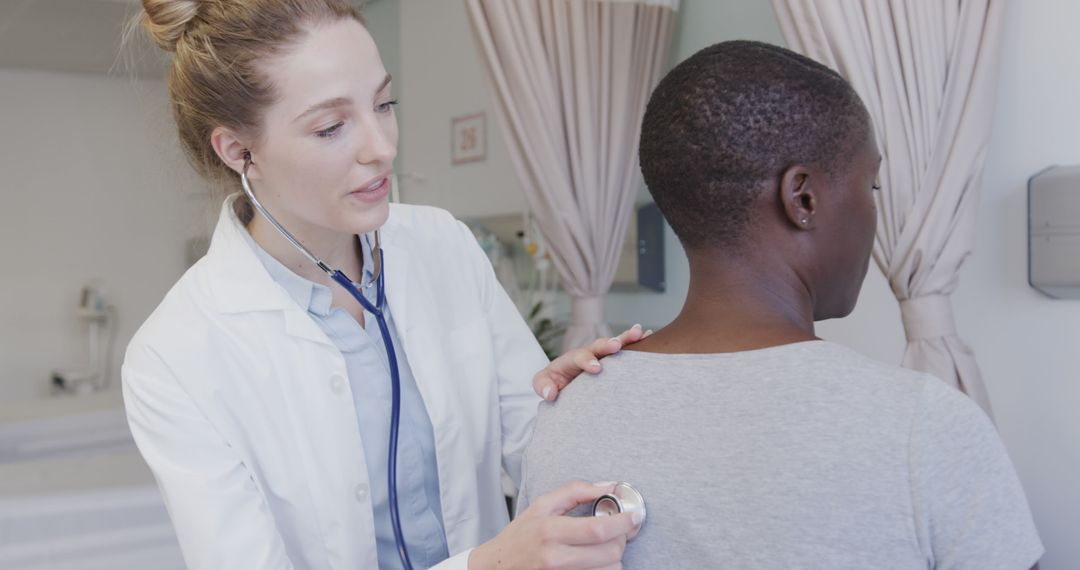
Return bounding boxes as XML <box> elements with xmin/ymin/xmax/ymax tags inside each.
<box><xmin>243</xmin><ymin>159</ymin><xmax>414</xmax><ymax>570</ymax></box>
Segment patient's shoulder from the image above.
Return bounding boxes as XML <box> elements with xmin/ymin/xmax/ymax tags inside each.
<box><xmin>560</xmin><ymin>340</ymin><xmax>933</xmax><ymax>394</ymax></box>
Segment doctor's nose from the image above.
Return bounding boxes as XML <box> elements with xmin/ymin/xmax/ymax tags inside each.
<box><xmin>356</xmin><ymin>120</ymin><xmax>397</xmax><ymax>166</ymax></box>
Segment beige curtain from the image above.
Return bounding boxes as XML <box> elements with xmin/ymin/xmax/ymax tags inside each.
<box><xmin>466</xmin><ymin>0</ymin><xmax>679</xmax><ymax>350</ymax></box>
<box><xmin>772</xmin><ymin>0</ymin><xmax>1003</xmax><ymax>417</ymax></box>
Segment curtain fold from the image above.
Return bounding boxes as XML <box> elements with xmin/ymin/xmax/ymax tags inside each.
<box><xmin>466</xmin><ymin>0</ymin><xmax>678</xmax><ymax>350</ymax></box>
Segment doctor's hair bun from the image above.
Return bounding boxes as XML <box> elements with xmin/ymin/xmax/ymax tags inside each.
<box><xmin>141</xmin><ymin>0</ymin><xmax>201</xmax><ymax>52</ymax></box>
<box><xmin>146</xmin><ymin>0</ymin><xmax>364</xmax><ymax>209</ymax></box>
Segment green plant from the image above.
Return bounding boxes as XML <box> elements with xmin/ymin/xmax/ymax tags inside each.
<box><xmin>526</xmin><ymin>300</ymin><xmax>564</xmax><ymax>360</ymax></box>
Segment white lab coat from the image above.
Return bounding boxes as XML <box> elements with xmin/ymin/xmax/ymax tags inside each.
<box><xmin>122</xmin><ymin>196</ymin><xmax>548</xmax><ymax>569</ymax></box>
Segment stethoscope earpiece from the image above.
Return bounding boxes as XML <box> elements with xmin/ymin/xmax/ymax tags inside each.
<box><xmin>238</xmin><ymin>156</ymin><xmax>382</xmax><ymax>284</ymax></box>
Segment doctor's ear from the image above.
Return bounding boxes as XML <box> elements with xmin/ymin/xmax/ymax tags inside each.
<box><xmin>210</xmin><ymin>127</ymin><xmax>258</xmax><ymax>179</ymax></box>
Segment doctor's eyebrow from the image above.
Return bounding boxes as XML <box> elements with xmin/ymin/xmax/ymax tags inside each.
<box><xmin>292</xmin><ymin>73</ymin><xmax>393</xmax><ymax>123</ymax></box>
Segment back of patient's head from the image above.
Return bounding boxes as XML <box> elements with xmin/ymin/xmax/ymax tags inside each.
<box><xmin>639</xmin><ymin>40</ymin><xmax>871</xmax><ymax>252</ymax></box>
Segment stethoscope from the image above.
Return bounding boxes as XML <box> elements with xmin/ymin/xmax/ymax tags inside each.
<box><xmin>241</xmin><ymin>155</ymin><xmax>415</xmax><ymax>570</ymax></box>
<box><xmin>592</xmin><ymin>482</ymin><xmax>647</xmax><ymax>541</ymax></box>
<box><xmin>241</xmin><ymin>156</ymin><xmax>648</xmax><ymax>565</ymax></box>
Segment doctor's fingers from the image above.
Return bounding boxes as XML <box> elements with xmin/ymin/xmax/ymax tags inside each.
<box><xmin>534</xmin><ymin>335</ymin><xmax>627</xmax><ymax>401</ymax></box>
<box><xmin>547</xmin><ymin>539</ymin><xmax>627</xmax><ymax>570</ymax></box>
<box><xmin>572</xmin><ymin>327</ymin><xmax>651</xmax><ymax>372</ymax></box>
<box><xmin>524</xmin><ymin>481</ymin><xmax>618</xmax><ymax>518</ymax></box>
<box><xmin>534</xmin><ymin>324</ymin><xmax>652</xmax><ymax>401</ymax></box>
<box><xmin>612</xmin><ymin>324</ymin><xmax>650</xmax><ymax>347</ymax></box>
<box><xmin>547</xmin><ymin>512</ymin><xmax>637</xmax><ymax>546</ymax></box>
<box><xmin>533</xmin><ymin>348</ymin><xmax>600</xmax><ymax>401</ymax></box>
<box><xmin>582</xmin><ymin>326</ymin><xmax>648</xmax><ymax>362</ymax></box>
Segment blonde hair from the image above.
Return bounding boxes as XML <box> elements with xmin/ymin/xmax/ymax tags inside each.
<box><xmin>139</xmin><ymin>0</ymin><xmax>363</xmax><ymax>219</ymax></box>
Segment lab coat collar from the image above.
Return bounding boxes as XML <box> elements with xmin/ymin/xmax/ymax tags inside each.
<box><xmin>203</xmin><ymin>195</ymin><xmax>293</xmax><ymax>315</ymax></box>
<box><xmin>378</xmin><ymin>237</ymin><xmax>410</xmax><ymax>333</ymax></box>
<box><xmin>203</xmin><ymin>193</ymin><xmax>302</xmax><ymax>313</ymax></box>
<box><xmin>203</xmin><ymin>195</ymin><xmax>412</xmax><ymax>335</ymax></box>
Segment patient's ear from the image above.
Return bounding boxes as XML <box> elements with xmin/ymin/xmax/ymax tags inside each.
<box><xmin>778</xmin><ymin>164</ymin><xmax>819</xmax><ymax>231</ymax></box>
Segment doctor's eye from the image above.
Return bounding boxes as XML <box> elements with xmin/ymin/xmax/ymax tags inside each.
<box><xmin>316</xmin><ymin>122</ymin><xmax>344</xmax><ymax>139</ymax></box>
<box><xmin>376</xmin><ymin>100</ymin><xmax>399</xmax><ymax>114</ymax></box>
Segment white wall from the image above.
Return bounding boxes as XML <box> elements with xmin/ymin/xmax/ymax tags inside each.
<box><xmin>362</xmin><ymin>0</ymin><xmax>403</xmax><ymax>169</ymax></box>
<box><xmin>949</xmin><ymin>2</ymin><xmax>1080</xmax><ymax>567</ymax></box>
<box><xmin>0</xmin><ymin>3</ymin><xmax>403</xmax><ymax>404</ymax></box>
<box><xmin>0</xmin><ymin>69</ymin><xmax>202</xmax><ymax>401</ymax></box>
<box><xmin>397</xmin><ymin>0</ymin><xmax>528</xmax><ymax>218</ymax></box>
<box><xmin>364</xmin><ymin>0</ymin><xmax>401</xmax><ymax>83</ymax></box>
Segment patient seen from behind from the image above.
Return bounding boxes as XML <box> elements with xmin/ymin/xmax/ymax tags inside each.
<box><xmin>520</xmin><ymin>41</ymin><xmax>1042</xmax><ymax>569</ymax></box>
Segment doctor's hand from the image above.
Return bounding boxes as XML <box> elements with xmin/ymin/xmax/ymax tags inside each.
<box><xmin>468</xmin><ymin>481</ymin><xmax>638</xmax><ymax>570</ymax></box>
<box><xmin>533</xmin><ymin>325</ymin><xmax>651</xmax><ymax>402</ymax></box>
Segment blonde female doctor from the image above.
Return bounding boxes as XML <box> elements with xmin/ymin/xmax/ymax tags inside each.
<box><xmin>123</xmin><ymin>1</ymin><xmax>644</xmax><ymax>568</ymax></box>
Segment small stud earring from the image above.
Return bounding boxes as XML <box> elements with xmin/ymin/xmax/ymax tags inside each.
<box><xmin>801</xmin><ymin>218</ymin><xmax>808</xmax><ymax>224</ymax></box>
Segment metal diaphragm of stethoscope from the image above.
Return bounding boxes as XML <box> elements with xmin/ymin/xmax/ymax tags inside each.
<box><xmin>592</xmin><ymin>482</ymin><xmax>647</xmax><ymax>540</ymax></box>
<box><xmin>241</xmin><ymin>155</ymin><xmax>416</xmax><ymax>570</ymax></box>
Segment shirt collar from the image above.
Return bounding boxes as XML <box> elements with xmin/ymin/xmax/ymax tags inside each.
<box><xmin>241</xmin><ymin>221</ymin><xmax>377</xmax><ymax>318</ymax></box>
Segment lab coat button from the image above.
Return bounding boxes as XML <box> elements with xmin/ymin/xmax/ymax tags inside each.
<box><xmin>330</xmin><ymin>374</ymin><xmax>347</xmax><ymax>395</ymax></box>
<box><xmin>354</xmin><ymin>483</ymin><xmax>369</xmax><ymax>503</ymax></box>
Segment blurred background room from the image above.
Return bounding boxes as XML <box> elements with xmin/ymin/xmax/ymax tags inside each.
<box><xmin>1</xmin><ymin>0</ymin><xmax>1078</xmax><ymax>568</ymax></box>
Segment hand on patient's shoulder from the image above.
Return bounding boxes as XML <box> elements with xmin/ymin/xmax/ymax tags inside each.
<box><xmin>469</xmin><ymin>481</ymin><xmax>639</xmax><ymax>570</ymax></box>
<box><xmin>532</xmin><ymin>325</ymin><xmax>651</xmax><ymax>402</ymax></box>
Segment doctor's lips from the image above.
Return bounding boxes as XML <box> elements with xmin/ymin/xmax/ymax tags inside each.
<box><xmin>347</xmin><ymin>172</ymin><xmax>392</xmax><ymax>203</ymax></box>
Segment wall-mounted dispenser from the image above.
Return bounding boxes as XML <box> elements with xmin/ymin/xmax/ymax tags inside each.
<box><xmin>1029</xmin><ymin>165</ymin><xmax>1080</xmax><ymax>299</ymax></box>
<box><xmin>51</xmin><ymin>282</ymin><xmax>116</xmax><ymax>394</ymax></box>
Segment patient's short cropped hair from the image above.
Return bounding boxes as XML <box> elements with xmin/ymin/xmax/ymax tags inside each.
<box><xmin>639</xmin><ymin>40</ymin><xmax>871</xmax><ymax>250</ymax></box>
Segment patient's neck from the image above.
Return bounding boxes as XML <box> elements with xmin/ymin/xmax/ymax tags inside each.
<box><xmin>631</xmin><ymin>248</ymin><xmax>819</xmax><ymax>354</ymax></box>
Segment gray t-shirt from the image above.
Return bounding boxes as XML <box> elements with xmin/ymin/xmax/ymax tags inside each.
<box><xmin>520</xmin><ymin>341</ymin><xmax>1042</xmax><ymax>569</ymax></box>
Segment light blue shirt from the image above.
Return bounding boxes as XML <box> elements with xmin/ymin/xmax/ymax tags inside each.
<box><xmin>248</xmin><ymin>233</ymin><xmax>449</xmax><ymax>569</ymax></box>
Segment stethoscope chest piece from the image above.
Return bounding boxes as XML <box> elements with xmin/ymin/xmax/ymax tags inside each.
<box><xmin>592</xmin><ymin>481</ymin><xmax>646</xmax><ymax>540</ymax></box>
